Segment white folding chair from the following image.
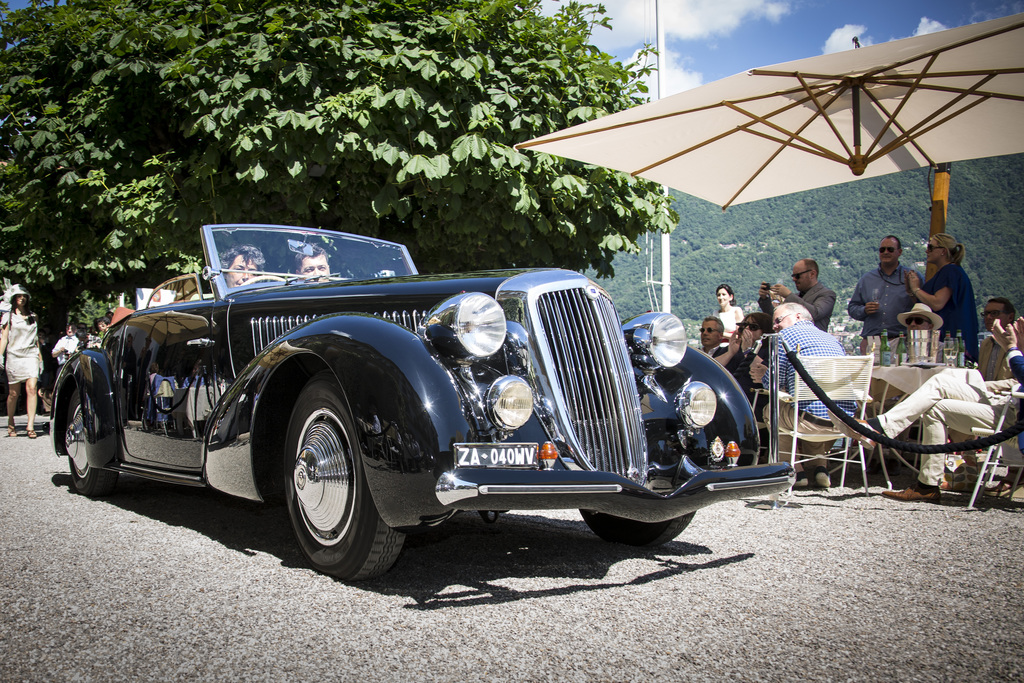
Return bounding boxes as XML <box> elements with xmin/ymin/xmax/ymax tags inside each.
<box><xmin>967</xmin><ymin>389</ymin><xmax>1024</xmax><ymax>510</ymax></box>
<box><xmin>780</xmin><ymin>354</ymin><xmax>874</xmax><ymax>494</ymax></box>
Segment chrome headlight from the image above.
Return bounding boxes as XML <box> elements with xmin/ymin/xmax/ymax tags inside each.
<box><xmin>487</xmin><ymin>376</ymin><xmax>533</xmax><ymax>430</ymax></box>
<box><xmin>624</xmin><ymin>312</ymin><xmax>688</xmax><ymax>369</ymax></box>
<box><xmin>649</xmin><ymin>314</ymin><xmax>688</xmax><ymax>367</ymax></box>
<box><xmin>676</xmin><ymin>381</ymin><xmax>716</xmax><ymax>428</ymax></box>
<box><xmin>425</xmin><ymin>292</ymin><xmax>507</xmax><ymax>359</ymax></box>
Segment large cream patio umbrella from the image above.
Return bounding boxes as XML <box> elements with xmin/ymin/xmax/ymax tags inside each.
<box><xmin>516</xmin><ymin>13</ymin><xmax>1024</xmax><ymax>210</ymax></box>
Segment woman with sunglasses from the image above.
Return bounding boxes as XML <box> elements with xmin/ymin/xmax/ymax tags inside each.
<box><xmin>905</xmin><ymin>233</ymin><xmax>979</xmax><ymax>362</ymax></box>
<box><xmin>715</xmin><ymin>312</ymin><xmax>772</xmax><ymax>394</ymax></box>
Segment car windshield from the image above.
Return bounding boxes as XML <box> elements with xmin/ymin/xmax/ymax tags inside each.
<box><xmin>202</xmin><ymin>224</ymin><xmax>417</xmax><ymax>295</ymax></box>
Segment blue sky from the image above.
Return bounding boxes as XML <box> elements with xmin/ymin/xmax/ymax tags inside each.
<box><xmin>5</xmin><ymin>1</ymin><xmax>1021</xmax><ymax>97</ymax></box>
<box><xmin>544</xmin><ymin>0</ymin><xmax>1023</xmax><ymax>96</ymax></box>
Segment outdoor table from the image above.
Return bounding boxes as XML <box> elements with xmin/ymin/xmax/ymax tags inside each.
<box><xmin>871</xmin><ymin>365</ymin><xmax>972</xmax><ymax>407</ymax></box>
<box><xmin>869</xmin><ymin>366</ymin><xmax>978</xmax><ymax>482</ymax></box>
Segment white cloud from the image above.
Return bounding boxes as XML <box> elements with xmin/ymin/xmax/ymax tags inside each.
<box><xmin>822</xmin><ymin>24</ymin><xmax>872</xmax><ymax>54</ymax></box>
<box><xmin>629</xmin><ymin>46</ymin><xmax>704</xmax><ymax>97</ymax></box>
<box><xmin>543</xmin><ymin>0</ymin><xmax>791</xmax><ymax>52</ymax></box>
<box><xmin>634</xmin><ymin>46</ymin><xmax>705</xmax><ymax>96</ymax></box>
<box><xmin>913</xmin><ymin>17</ymin><xmax>948</xmax><ymax>36</ymax></box>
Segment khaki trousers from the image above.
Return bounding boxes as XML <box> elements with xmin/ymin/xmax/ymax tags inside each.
<box><xmin>876</xmin><ymin>371</ymin><xmax>1016</xmax><ymax>486</ymax></box>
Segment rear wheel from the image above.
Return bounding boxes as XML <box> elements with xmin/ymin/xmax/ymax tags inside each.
<box><xmin>284</xmin><ymin>371</ymin><xmax>404</xmax><ymax>581</ymax></box>
<box><xmin>66</xmin><ymin>389</ymin><xmax>118</xmax><ymax>496</ymax></box>
<box><xmin>580</xmin><ymin>510</ymin><xmax>695</xmax><ymax>546</ymax></box>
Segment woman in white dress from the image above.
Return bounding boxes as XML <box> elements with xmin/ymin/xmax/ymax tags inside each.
<box><xmin>0</xmin><ymin>285</ymin><xmax>43</xmax><ymax>438</ymax></box>
<box><xmin>714</xmin><ymin>284</ymin><xmax>744</xmax><ymax>339</ymax></box>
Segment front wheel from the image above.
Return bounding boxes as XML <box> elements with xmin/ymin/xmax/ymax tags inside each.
<box><xmin>66</xmin><ymin>389</ymin><xmax>118</xmax><ymax>496</ymax></box>
<box><xmin>580</xmin><ymin>510</ymin><xmax>695</xmax><ymax>546</ymax></box>
<box><xmin>284</xmin><ymin>371</ymin><xmax>404</xmax><ymax>581</ymax></box>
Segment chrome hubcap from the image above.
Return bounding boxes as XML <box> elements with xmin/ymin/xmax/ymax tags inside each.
<box><xmin>66</xmin><ymin>403</ymin><xmax>88</xmax><ymax>475</ymax></box>
<box><xmin>293</xmin><ymin>409</ymin><xmax>353</xmax><ymax>546</ymax></box>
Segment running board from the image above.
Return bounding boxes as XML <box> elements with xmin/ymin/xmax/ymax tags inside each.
<box><xmin>111</xmin><ymin>462</ymin><xmax>206</xmax><ymax>487</ymax></box>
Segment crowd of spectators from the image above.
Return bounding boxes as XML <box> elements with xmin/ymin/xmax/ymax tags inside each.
<box><xmin>706</xmin><ymin>232</ymin><xmax>1021</xmax><ymax>501</ymax></box>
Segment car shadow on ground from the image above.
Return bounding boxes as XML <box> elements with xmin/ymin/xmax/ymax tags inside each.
<box><xmin>50</xmin><ymin>471</ymin><xmax>754</xmax><ymax>607</ymax></box>
<box><xmin>369</xmin><ymin>512</ymin><xmax>753</xmax><ymax>610</ymax></box>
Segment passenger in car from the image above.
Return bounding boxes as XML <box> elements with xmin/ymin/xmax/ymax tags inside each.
<box><xmin>221</xmin><ymin>244</ymin><xmax>265</xmax><ymax>287</ymax></box>
<box><xmin>294</xmin><ymin>245</ymin><xmax>330</xmax><ymax>280</ymax></box>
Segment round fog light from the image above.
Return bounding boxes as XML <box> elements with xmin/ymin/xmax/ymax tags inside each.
<box><xmin>676</xmin><ymin>381</ymin><xmax>716</xmax><ymax>428</ymax></box>
<box><xmin>487</xmin><ymin>376</ymin><xmax>533</xmax><ymax>430</ymax></box>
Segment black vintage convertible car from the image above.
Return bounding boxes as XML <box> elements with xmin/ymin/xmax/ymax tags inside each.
<box><xmin>52</xmin><ymin>224</ymin><xmax>792</xmax><ymax>580</ymax></box>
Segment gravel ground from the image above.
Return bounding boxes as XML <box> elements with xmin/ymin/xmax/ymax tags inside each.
<box><xmin>2</xmin><ymin>413</ymin><xmax>1023</xmax><ymax>682</ymax></box>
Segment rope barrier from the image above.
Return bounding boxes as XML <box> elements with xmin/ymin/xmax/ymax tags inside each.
<box><xmin>786</xmin><ymin>350</ymin><xmax>1024</xmax><ymax>454</ymax></box>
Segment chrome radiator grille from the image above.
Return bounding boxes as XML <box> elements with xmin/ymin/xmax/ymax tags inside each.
<box><xmin>533</xmin><ymin>286</ymin><xmax>647</xmax><ymax>483</ymax></box>
<box><xmin>251</xmin><ymin>315</ymin><xmax>315</xmax><ymax>354</ymax></box>
<box><xmin>373</xmin><ymin>309</ymin><xmax>425</xmax><ymax>331</ymax></box>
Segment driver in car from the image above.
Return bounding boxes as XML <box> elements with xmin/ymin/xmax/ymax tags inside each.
<box><xmin>294</xmin><ymin>245</ymin><xmax>330</xmax><ymax>280</ymax></box>
<box><xmin>221</xmin><ymin>244</ymin><xmax>265</xmax><ymax>287</ymax></box>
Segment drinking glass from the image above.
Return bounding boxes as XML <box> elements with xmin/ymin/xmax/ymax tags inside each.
<box><xmin>943</xmin><ymin>336</ymin><xmax>956</xmax><ymax>367</ymax></box>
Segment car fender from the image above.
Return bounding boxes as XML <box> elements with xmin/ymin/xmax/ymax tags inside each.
<box><xmin>205</xmin><ymin>314</ymin><xmax>470</xmax><ymax>528</ymax></box>
<box><xmin>52</xmin><ymin>350</ymin><xmax>120</xmax><ymax>469</ymax></box>
<box><xmin>640</xmin><ymin>349</ymin><xmax>760</xmax><ymax>471</ymax></box>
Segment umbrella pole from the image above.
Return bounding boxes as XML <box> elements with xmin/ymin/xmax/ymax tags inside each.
<box><xmin>927</xmin><ymin>162</ymin><xmax>951</xmax><ymax>280</ymax></box>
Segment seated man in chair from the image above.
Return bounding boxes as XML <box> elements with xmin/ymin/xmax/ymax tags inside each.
<box><xmin>749</xmin><ymin>302</ymin><xmax>855</xmax><ymax>489</ymax></box>
<box><xmin>836</xmin><ymin>318</ymin><xmax>1024</xmax><ymax>503</ymax></box>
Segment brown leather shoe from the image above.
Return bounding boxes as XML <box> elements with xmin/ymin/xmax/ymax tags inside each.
<box><xmin>882</xmin><ymin>485</ymin><xmax>941</xmax><ymax>503</ymax></box>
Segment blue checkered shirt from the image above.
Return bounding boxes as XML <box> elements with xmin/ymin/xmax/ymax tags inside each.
<box><xmin>761</xmin><ymin>320</ymin><xmax>856</xmax><ymax>418</ymax></box>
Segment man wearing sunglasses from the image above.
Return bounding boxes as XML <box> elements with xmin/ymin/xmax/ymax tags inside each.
<box><xmin>758</xmin><ymin>259</ymin><xmax>836</xmax><ymax>332</ymax></box>
<box><xmin>848</xmin><ymin>236</ymin><xmax>920</xmax><ymax>347</ymax></box>
<box><xmin>699</xmin><ymin>317</ymin><xmax>727</xmax><ymax>356</ymax></box>
<box><xmin>837</xmin><ymin>317</ymin><xmax>1024</xmax><ymax>503</ymax></box>
<box><xmin>978</xmin><ymin>297</ymin><xmax>1017</xmax><ymax>382</ymax></box>
<box><xmin>749</xmin><ymin>303</ymin><xmax>853</xmax><ymax>488</ymax></box>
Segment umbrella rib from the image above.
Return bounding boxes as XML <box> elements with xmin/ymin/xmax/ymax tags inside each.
<box><xmin>723</xmin><ymin>98</ymin><xmax>851</xmax><ymax>164</ymax></box>
<box><xmin>871</xmin><ymin>79</ymin><xmax>1024</xmax><ymax>103</ymax></box>
<box><xmin>859</xmin><ymin>53</ymin><xmax>938</xmax><ymax>162</ymax></box>
<box><xmin>718</xmin><ymin>94</ymin><xmax>853</xmax><ymax>208</ymax></box>
<box><xmin>516</xmin><ymin>81</ymin><xmax>843</xmax><ymax>150</ymax></box>
<box><xmin>628</xmin><ymin>93</ymin><xmax>830</xmax><ymax>176</ymax></box>
<box><xmin>796</xmin><ymin>74</ymin><xmax>855</xmax><ymax>160</ymax></box>
<box><xmin>864</xmin><ymin>73</ymin><xmax>997</xmax><ymax>164</ymax></box>
<box><xmin>867</xmin><ymin>94</ymin><xmax>991</xmax><ymax>165</ymax></box>
<box><xmin>752</xmin><ymin>16</ymin><xmax>1024</xmax><ymax>85</ymax></box>
<box><xmin>859</xmin><ymin>85</ymin><xmax>935</xmax><ymax>167</ymax></box>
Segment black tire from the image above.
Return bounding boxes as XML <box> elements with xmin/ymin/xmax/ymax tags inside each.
<box><xmin>284</xmin><ymin>371</ymin><xmax>404</xmax><ymax>581</ymax></box>
<box><xmin>66</xmin><ymin>389</ymin><xmax>118</xmax><ymax>496</ymax></box>
<box><xmin>580</xmin><ymin>510</ymin><xmax>695</xmax><ymax>546</ymax></box>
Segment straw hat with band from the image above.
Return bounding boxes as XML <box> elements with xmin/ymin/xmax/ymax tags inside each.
<box><xmin>897</xmin><ymin>303</ymin><xmax>943</xmax><ymax>329</ymax></box>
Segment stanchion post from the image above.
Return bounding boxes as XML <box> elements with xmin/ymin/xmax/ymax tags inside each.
<box><xmin>768</xmin><ymin>333</ymin><xmax>780</xmax><ymax>464</ymax></box>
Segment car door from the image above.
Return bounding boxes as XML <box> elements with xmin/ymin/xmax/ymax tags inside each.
<box><xmin>119</xmin><ymin>276</ymin><xmax>221</xmax><ymax>471</ymax></box>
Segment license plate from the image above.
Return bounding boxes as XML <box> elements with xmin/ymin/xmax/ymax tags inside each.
<box><xmin>455</xmin><ymin>443</ymin><xmax>538</xmax><ymax>468</ymax></box>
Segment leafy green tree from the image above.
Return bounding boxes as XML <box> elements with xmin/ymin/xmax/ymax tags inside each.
<box><xmin>0</xmin><ymin>0</ymin><xmax>675</xmax><ymax>326</ymax></box>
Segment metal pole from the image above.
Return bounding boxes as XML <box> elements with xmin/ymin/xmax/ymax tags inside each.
<box><xmin>656</xmin><ymin>0</ymin><xmax>671</xmax><ymax>313</ymax></box>
<box><xmin>768</xmin><ymin>333</ymin><xmax>781</xmax><ymax>463</ymax></box>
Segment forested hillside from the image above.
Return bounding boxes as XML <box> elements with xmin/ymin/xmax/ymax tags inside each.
<box><xmin>593</xmin><ymin>153</ymin><xmax>1024</xmax><ymax>328</ymax></box>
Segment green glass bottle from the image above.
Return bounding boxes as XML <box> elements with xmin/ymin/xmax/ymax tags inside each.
<box><xmin>894</xmin><ymin>333</ymin><xmax>906</xmax><ymax>366</ymax></box>
<box><xmin>880</xmin><ymin>334</ymin><xmax>891</xmax><ymax>367</ymax></box>
<box><xmin>956</xmin><ymin>331</ymin><xmax>965</xmax><ymax>368</ymax></box>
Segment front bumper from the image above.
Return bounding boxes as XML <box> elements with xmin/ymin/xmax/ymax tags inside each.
<box><xmin>435</xmin><ymin>459</ymin><xmax>795</xmax><ymax>523</ymax></box>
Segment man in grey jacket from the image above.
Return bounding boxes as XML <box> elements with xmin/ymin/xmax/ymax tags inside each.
<box><xmin>758</xmin><ymin>258</ymin><xmax>836</xmax><ymax>331</ymax></box>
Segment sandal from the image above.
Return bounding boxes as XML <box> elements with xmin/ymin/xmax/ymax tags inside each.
<box><xmin>985</xmin><ymin>479</ymin><xmax>1016</xmax><ymax>497</ymax></box>
<box><xmin>6</xmin><ymin>425</ymin><xmax>16</xmax><ymax>437</ymax></box>
<box><xmin>26</xmin><ymin>429</ymin><xmax>37</xmax><ymax>439</ymax></box>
